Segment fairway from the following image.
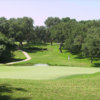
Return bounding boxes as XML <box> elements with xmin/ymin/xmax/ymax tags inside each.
<box><xmin>0</xmin><ymin>66</ymin><xmax>100</xmax><ymax>80</ymax></box>
<box><xmin>9</xmin><ymin>43</ymin><xmax>100</xmax><ymax>67</ymax></box>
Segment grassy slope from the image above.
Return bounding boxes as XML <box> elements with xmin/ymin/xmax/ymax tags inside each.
<box><xmin>12</xmin><ymin>43</ymin><xmax>100</xmax><ymax>67</ymax></box>
<box><xmin>13</xmin><ymin>50</ymin><xmax>26</xmax><ymax>60</ymax></box>
<box><xmin>0</xmin><ymin>72</ymin><xmax>100</xmax><ymax>100</ymax></box>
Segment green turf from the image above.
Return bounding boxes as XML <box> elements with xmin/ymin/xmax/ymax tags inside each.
<box><xmin>0</xmin><ymin>71</ymin><xmax>100</xmax><ymax>100</ymax></box>
<box><xmin>0</xmin><ymin>66</ymin><xmax>100</xmax><ymax>80</ymax></box>
<box><xmin>13</xmin><ymin>50</ymin><xmax>26</xmax><ymax>60</ymax></box>
<box><xmin>11</xmin><ymin>43</ymin><xmax>100</xmax><ymax>67</ymax></box>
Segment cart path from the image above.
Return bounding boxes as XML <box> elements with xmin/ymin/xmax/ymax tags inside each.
<box><xmin>7</xmin><ymin>50</ymin><xmax>31</xmax><ymax>65</ymax></box>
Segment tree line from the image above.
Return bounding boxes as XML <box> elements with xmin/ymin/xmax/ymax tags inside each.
<box><xmin>0</xmin><ymin>16</ymin><xmax>100</xmax><ymax>63</ymax></box>
<box><xmin>45</xmin><ymin>17</ymin><xmax>100</xmax><ymax>63</ymax></box>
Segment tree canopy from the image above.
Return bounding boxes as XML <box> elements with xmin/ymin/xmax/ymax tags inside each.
<box><xmin>0</xmin><ymin>33</ymin><xmax>15</xmax><ymax>62</ymax></box>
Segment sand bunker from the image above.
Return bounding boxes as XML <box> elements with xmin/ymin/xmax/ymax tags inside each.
<box><xmin>34</xmin><ymin>64</ymin><xmax>49</xmax><ymax>66</ymax></box>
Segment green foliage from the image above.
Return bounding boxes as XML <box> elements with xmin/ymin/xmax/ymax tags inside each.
<box><xmin>0</xmin><ymin>33</ymin><xmax>15</xmax><ymax>62</ymax></box>
<box><xmin>82</xmin><ymin>28</ymin><xmax>100</xmax><ymax>63</ymax></box>
<box><xmin>7</xmin><ymin>17</ymin><xmax>34</xmax><ymax>46</ymax></box>
<box><xmin>61</xmin><ymin>18</ymin><xmax>100</xmax><ymax>62</ymax></box>
<box><xmin>34</xmin><ymin>26</ymin><xmax>48</xmax><ymax>43</ymax></box>
<box><xmin>45</xmin><ymin>17</ymin><xmax>61</xmax><ymax>28</ymax></box>
<box><xmin>45</xmin><ymin>17</ymin><xmax>61</xmax><ymax>45</ymax></box>
<box><xmin>50</xmin><ymin>22</ymin><xmax>66</xmax><ymax>42</ymax></box>
<box><xmin>64</xmin><ymin>21</ymin><xmax>81</xmax><ymax>52</ymax></box>
<box><xmin>0</xmin><ymin>17</ymin><xmax>9</xmax><ymax>35</ymax></box>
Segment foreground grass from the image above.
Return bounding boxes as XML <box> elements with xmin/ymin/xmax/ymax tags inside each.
<box><xmin>0</xmin><ymin>72</ymin><xmax>100</xmax><ymax>100</ymax></box>
<box><xmin>0</xmin><ymin>66</ymin><xmax>100</xmax><ymax>100</ymax></box>
<box><xmin>11</xmin><ymin>43</ymin><xmax>100</xmax><ymax>67</ymax></box>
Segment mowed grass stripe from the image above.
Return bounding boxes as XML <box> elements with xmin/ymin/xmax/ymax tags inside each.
<box><xmin>0</xmin><ymin>66</ymin><xmax>100</xmax><ymax>80</ymax></box>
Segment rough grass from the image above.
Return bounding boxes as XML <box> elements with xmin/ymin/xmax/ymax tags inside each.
<box><xmin>11</xmin><ymin>43</ymin><xmax>100</xmax><ymax>67</ymax></box>
<box><xmin>0</xmin><ymin>71</ymin><xmax>100</xmax><ymax>100</ymax></box>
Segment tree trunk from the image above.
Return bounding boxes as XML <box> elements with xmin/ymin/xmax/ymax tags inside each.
<box><xmin>27</xmin><ymin>39</ymin><xmax>30</xmax><ymax>44</ymax></box>
<box><xmin>19</xmin><ymin>41</ymin><xmax>23</xmax><ymax>48</ymax></box>
<box><xmin>51</xmin><ymin>41</ymin><xmax>52</xmax><ymax>46</ymax></box>
<box><xmin>59</xmin><ymin>43</ymin><xmax>63</xmax><ymax>53</ymax></box>
<box><xmin>91</xmin><ymin>56</ymin><xmax>93</xmax><ymax>64</ymax></box>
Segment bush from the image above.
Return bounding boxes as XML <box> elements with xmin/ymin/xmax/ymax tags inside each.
<box><xmin>0</xmin><ymin>32</ymin><xmax>15</xmax><ymax>63</ymax></box>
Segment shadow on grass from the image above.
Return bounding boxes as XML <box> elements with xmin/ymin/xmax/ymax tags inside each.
<box><xmin>2</xmin><ymin>58</ymin><xmax>25</xmax><ymax>64</ymax></box>
<box><xmin>24</xmin><ymin>43</ymin><xmax>48</xmax><ymax>47</ymax></box>
<box><xmin>92</xmin><ymin>63</ymin><xmax>100</xmax><ymax>67</ymax></box>
<box><xmin>94</xmin><ymin>58</ymin><xmax>100</xmax><ymax>61</ymax></box>
<box><xmin>10</xmin><ymin>58</ymin><xmax>25</xmax><ymax>62</ymax></box>
<box><xmin>74</xmin><ymin>55</ymin><xmax>87</xmax><ymax>59</ymax></box>
<box><xmin>0</xmin><ymin>84</ymin><xmax>30</xmax><ymax>100</ymax></box>
<box><xmin>22</xmin><ymin>47</ymin><xmax>48</xmax><ymax>53</ymax></box>
<box><xmin>64</xmin><ymin>50</ymin><xmax>87</xmax><ymax>59</ymax></box>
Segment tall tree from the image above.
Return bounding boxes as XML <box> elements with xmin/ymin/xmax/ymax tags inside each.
<box><xmin>45</xmin><ymin>17</ymin><xmax>61</xmax><ymax>45</ymax></box>
<box><xmin>50</xmin><ymin>22</ymin><xmax>67</xmax><ymax>53</ymax></box>
<box><xmin>82</xmin><ymin>28</ymin><xmax>100</xmax><ymax>63</ymax></box>
<box><xmin>22</xmin><ymin>17</ymin><xmax>34</xmax><ymax>43</ymax></box>
<box><xmin>35</xmin><ymin>26</ymin><xmax>47</xmax><ymax>43</ymax></box>
<box><xmin>8</xmin><ymin>17</ymin><xmax>34</xmax><ymax>47</ymax></box>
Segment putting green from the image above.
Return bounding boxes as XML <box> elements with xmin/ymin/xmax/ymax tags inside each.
<box><xmin>0</xmin><ymin>66</ymin><xmax>100</xmax><ymax>80</ymax></box>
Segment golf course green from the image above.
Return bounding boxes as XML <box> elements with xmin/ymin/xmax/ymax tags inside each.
<box><xmin>0</xmin><ymin>66</ymin><xmax>100</xmax><ymax>80</ymax></box>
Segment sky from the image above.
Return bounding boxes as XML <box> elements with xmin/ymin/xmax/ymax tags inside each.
<box><xmin>0</xmin><ymin>0</ymin><xmax>100</xmax><ymax>26</ymax></box>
